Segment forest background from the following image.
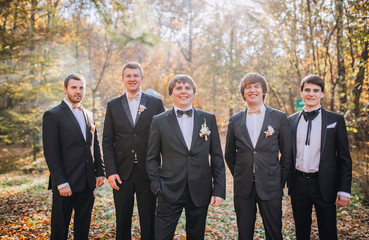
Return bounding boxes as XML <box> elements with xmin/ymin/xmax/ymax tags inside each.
<box><xmin>0</xmin><ymin>0</ymin><xmax>368</xmax><ymax>239</ymax></box>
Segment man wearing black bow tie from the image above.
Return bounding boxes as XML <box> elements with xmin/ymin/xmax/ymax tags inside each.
<box><xmin>103</xmin><ymin>62</ymin><xmax>165</xmax><ymax>239</ymax></box>
<box><xmin>288</xmin><ymin>75</ymin><xmax>352</xmax><ymax>239</ymax></box>
<box><xmin>43</xmin><ymin>73</ymin><xmax>105</xmax><ymax>239</ymax></box>
<box><xmin>146</xmin><ymin>74</ymin><xmax>226</xmax><ymax>239</ymax></box>
<box><xmin>225</xmin><ymin>73</ymin><xmax>292</xmax><ymax>240</ymax></box>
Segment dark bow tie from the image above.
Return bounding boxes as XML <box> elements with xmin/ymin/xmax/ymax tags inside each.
<box><xmin>302</xmin><ymin>108</ymin><xmax>321</xmax><ymax>145</ymax></box>
<box><xmin>177</xmin><ymin>109</ymin><xmax>193</xmax><ymax>118</ymax></box>
<box><xmin>302</xmin><ymin>109</ymin><xmax>320</xmax><ymax>122</ymax></box>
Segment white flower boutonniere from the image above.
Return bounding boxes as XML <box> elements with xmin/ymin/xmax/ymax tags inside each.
<box><xmin>264</xmin><ymin>125</ymin><xmax>274</xmax><ymax>138</ymax></box>
<box><xmin>138</xmin><ymin>104</ymin><xmax>146</xmax><ymax>114</ymax></box>
<box><xmin>199</xmin><ymin>118</ymin><xmax>211</xmax><ymax>141</ymax></box>
<box><xmin>90</xmin><ymin>123</ymin><xmax>96</xmax><ymax>135</ymax></box>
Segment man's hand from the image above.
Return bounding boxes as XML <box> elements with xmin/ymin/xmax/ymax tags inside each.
<box><xmin>59</xmin><ymin>185</ymin><xmax>72</xmax><ymax>197</ymax></box>
<box><xmin>96</xmin><ymin>177</ymin><xmax>105</xmax><ymax>187</ymax></box>
<box><xmin>108</xmin><ymin>174</ymin><xmax>122</xmax><ymax>190</ymax></box>
<box><xmin>335</xmin><ymin>195</ymin><xmax>350</xmax><ymax>208</ymax></box>
<box><xmin>210</xmin><ymin>196</ymin><xmax>224</xmax><ymax>207</ymax></box>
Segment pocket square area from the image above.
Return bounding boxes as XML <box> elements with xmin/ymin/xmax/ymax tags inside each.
<box><xmin>327</xmin><ymin>122</ymin><xmax>337</xmax><ymax>128</ymax></box>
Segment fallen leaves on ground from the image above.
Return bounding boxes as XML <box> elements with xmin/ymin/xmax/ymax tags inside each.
<box><xmin>1</xmin><ymin>170</ymin><xmax>368</xmax><ymax>239</ymax></box>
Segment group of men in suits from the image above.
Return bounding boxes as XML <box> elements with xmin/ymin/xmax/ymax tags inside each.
<box><xmin>43</xmin><ymin>62</ymin><xmax>351</xmax><ymax>240</ymax></box>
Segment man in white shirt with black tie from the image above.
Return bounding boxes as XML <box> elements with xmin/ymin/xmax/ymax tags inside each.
<box><xmin>288</xmin><ymin>75</ymin><xmax>352</xmax><ymax>240</ymax></box>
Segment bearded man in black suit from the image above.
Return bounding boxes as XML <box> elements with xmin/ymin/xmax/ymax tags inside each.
<box><xmin>146</xmin><ymin>74</ymin><xmax>226</xmax><ymax>240</ymax></box>
<box><xmin>103</xmin><ymin>62</ymin><xmax>165</xmax><ymax>239</ymax></box>
<box><xmin>43</xmin><ymin>73</ymin><xmax>105</xmax><ymax>240</ymax></box>
<box><xmin>288</xmin><ymin>75</ymin><xmax>352</xmax><ymax>240</ymax></box>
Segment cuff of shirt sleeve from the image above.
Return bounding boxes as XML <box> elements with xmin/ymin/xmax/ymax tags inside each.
<box><xmin>337</xmin><ymin>191</ymin><xmax>350</xmax><ymax>198</ymax></box>
<box><xmin>57</xmin><ymin>182</ymin><xmax>69</xmax><ymax>190</ymax></box>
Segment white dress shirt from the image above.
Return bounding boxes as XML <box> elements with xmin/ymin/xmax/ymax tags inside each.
<box><xmin>246</xmin><ymin>104</ymin><xmax>266</xmax><ymax>148</ymax></box>
<box><xmin>127</xmin><ymin>91</ymin><xmax>142</xmax><ymax>124</ymax></box>
<box><xmin>296</xmin><ymin>107</ymin><xmax>322</xmax><ymax>173</ymax></box>
<box><xmin>174</xmin><ymin>106</ymin><xmax>194</xmax><ymax>150</ymax></box>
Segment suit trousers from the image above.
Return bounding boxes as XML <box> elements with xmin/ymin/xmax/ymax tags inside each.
<box><xmin>154</xmin><ymin>185</ymin><xmax>209</xmax><ymax>240</ymax></box>
<box><xmin>50</xmin><ymin>187</ymin><xmax>95</xmax><ymax>240</ymax></box>
<box><xmin>234</xmin><ymin>182</ymin><xmax>282</xmax><ymax>240</ymax></box>
<box><xmin>291</xmin><ymin>174</ymin><xmax>337</xmax><ymax>240</ymax></box>
<box><xmin>113</xmin><ymin>164</ymin><xmax>155</xmax><ymax>240</ymax></box>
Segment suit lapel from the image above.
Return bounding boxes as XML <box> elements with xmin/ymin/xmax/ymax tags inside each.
<box><xmin>190</xmin><ymin>108</ymin><xmax>203</xmax><ymax>150</ymax></box>
<box><xmin>320</xmin><ymin>108</ymin><xmax>327</xmax><ymax>155</ymax></box>
<box><xmin>291</xmin><ymin>111</ymin><xmax>302</xmax><ymax>163</ymax></box>
<box><xmin>82</xmin><ymin>108</ymin><xmax>92</xmax><ymax>145</ymax></box>
<box><xmin>238</xmin><ymin>110</ymin><xmax>253</xmax><ymax>149</ymax></box>
<box><xmin>135</xmin><ymin>93</ymin><xmax>147</xmax><ymax>125</ymax></box>
<box><xmin>61</xmin><ymin>101</ymin><xmax>86</xmax><ymax>142</ymax></box>
<box><xmin>255</xmin><ymin>106</ymin><xmax>273</xmax><ymax>147</ymax></box>
<box><xmin>121</xmin><ymin>94</ymin><xmax>135</xmax><ymax>128</ymax></box>
<box><xmin>167</xmin><ymin>108</ymin><xmax>188</xmax><ymax>150</ymax></box>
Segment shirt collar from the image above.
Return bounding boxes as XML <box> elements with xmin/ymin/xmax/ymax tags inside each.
<box><xmin>303</xmin><ymin>105</ymin><xmax>321</xmax><ymax>112</ymax></box>
<box><xmin>63</xmin><ymin>98</ymin><xmax>81</xmax><ymax>111</ymax></box>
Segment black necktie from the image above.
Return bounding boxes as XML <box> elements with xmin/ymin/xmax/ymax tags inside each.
<box><xmin>302</xmin><ymin>108</ymin><xmax>320</xmax><ymax>145</ymax></box>
<box><xmin>177</xmin><ymin>109</ymin><xmax>193</xmax><ymax>118</ymax></box>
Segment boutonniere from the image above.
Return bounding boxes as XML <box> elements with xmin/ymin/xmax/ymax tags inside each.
<box><xmin>138</xmin><ymin>104</ymin><xmax>146</xmax><ymax>114</ymax></box>
<box><xmin>90</xmin><ymin>123</ymin><xmax>96</xmax><ymax>135</ymax></box>
<box><xmin>199</xmin><ymin>118</ymin><xmax>211</xmax><ymax>141</ymax></box>
<box><xmin>264</xmin><ymin>125</ymin><xmax>274</xmax><ymax>138</ymax></box>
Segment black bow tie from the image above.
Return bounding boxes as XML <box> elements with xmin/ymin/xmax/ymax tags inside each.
<box><xmin>302</xmin><ymin>108</ymin><xmax>321</xmax><ymax>145</ymax></box>
<box><xmin>177</xmin><ymin>109</ymin><xmax>193</xmax><ymax>118</ymax></box>
<box><xmin>302</xmin><ymin>109</ymin><xmax>320</xmax><ymax>122</ymax></box>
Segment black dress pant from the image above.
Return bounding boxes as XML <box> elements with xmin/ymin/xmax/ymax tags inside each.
<box><xmin>51</xmin><ymin>187</ymin><xmax>95</xmax><ymax>240</ymax></box>
<box><xmin>154</xmin><ymin>185</ymin><xmax>209</xmax><ymax>240</ymax></box>
<box><xmin>291</xmin><ymin>173</ymin><xmax>337</xmax><ymax>240</ymax></box>
<box><xmin>113</xmin><ymin>164</ymin><xmax>156</xmax><ymax>240</ymax></box>
<box><xmin>234</xmin><ymin>182</ymin><xmax>282</xmax><ymax>240</ymax></box>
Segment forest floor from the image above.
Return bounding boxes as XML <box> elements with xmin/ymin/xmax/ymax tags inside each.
<box><xmin>1</xmin><ymin>167</ymin><xmax>368</xmax><ymax>239</ymax></box>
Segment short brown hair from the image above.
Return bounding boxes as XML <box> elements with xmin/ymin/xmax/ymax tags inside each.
<box><xmin>122</xmin><ymin>62</ymin><xmax>144</xmax><ymax>77</ymax></box>
<box><xmin>300</xmin><ymin>75</ymin><xmax>325</xmax><ymax>92</ymax></box>
<box><xmin>168</xmin><ymin>74</ymin><xmax>197</xmax><ymax>95</ymax></box>
<box><xmin>64</xmin><ymin>73</ymin><xmax>86</xmax><ymax>88</ymax></box>
<box><xmin>239</xmin><ymin>73</ymin><xmax>268</xmax><ymax>101</ymax></box>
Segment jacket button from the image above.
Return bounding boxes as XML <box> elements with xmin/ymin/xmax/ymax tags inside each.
<box><xmin>131</xmin><ymin>150</ymin><xmax>134</xmax><ymax>153</ymax></box>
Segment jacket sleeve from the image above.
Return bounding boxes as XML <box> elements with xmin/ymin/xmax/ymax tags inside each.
<box><xmin>278</xmin><ymin>113</ymin><xmax>293</xmax><ymax>188</ymax></box>
<box><xmin>225</xmin><ymin>118</ymin><xmax>236</xmax><ymax>177</ymax></box>
<box><xmin>42</xmin><ymin>111</ymin><xmax>68</xmax><ymax>187</ymax></box>
<box><xmin>102</xmin><ymin>102</ymin><xmax>118</xmax><ymax>177</ymax></box>
<box><xmin>146</xmin><ymin>116</ymin><xmax>162</xmax><ymax>194</ymax></box>
<box><xmin>336</xmin><ymin>115</ymin><xmax>352</xmax><ymax>194</ymax></box>
<box><xmin>209</xmin><ymin>115</ymin><xmax>226</xmax><ymax>199</ymax></box>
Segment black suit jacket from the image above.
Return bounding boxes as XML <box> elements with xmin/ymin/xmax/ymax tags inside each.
<box><xmin>103</xmin><ymin>93</ymin><xmax>165</xmax><ymax>180</ymax></box>
<box><xmin>225</xmin><ymin>106</ymin><xmax>292</xmax><ymax>201</ymax></box>
<box><xmin>146</xmin><ymin>108</ymin><xmax>226</xmax><ymax>207</ymax></box>
<box><xmin>42</xmin><ymin>101</ymin><xmax>104</xmax><ymax>192</ymax></box>
<box><xmin>288</xmin><ymin>108</ymin><xmax>352</xmax><ymax>202</ymax></box>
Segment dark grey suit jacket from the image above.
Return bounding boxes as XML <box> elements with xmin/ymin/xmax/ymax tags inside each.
<box><xmin>146</xmin><ymin>108</ymin><xmax>226</xmax><ymax>207</ymax></box>
<box><xmin>225</xmin><ymin>105</ymin><xmax>292</xmax><ymax>200</ymax></box>
<box><xmin>288</xmin><ymin>108</ymin><xmax>352</xmax><ymax>202</ymax></box>
<box><xmin>103</xmin><ymin>93</ymin><xmax>165</xmax><ymax>180</ymax></box>
<box><xmin>43</xmin><ymin>101</ymin><xmax>105</xmax><ymax>192</ymax></box>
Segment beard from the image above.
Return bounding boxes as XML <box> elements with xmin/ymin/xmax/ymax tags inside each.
<box><xmin>66</xmin><ymin>92</ymin><xmax>83</xmax><ymax>104</ymax></box>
